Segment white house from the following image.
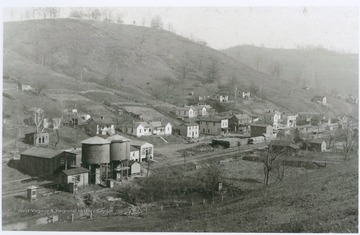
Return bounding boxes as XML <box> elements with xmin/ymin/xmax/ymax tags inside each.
<box><xmin>179</xmin><ymin>123</ymin><xmax>199</xmax><ymax>138</ymax></box>
<box><xmin>242</xmin><ymin>91</ymin><xmax>250</xmax><ymax>99</ymax></box>
<box><xmin>263</xmin><ymin>111</ymin><xmax>281</xmax><ymax>129</ymax></box>
<box><xmin>311</xmin><ymin>96</ymin><xmax>327</xmax><ymax>105</ymax></box>
<box><xmin>213</xmin><ymin>91</ymin><xmax>229</xmax><ymax>103</ymax></box>
<box><xmin>130</xmin><ymin>146</ymin><xmax>141</xmax><ymax>162</ymax></box>
<box><xmin>122</xmin><ymin>121</ymin><xmax>172</xmax><ymax>137</ymax></box>
<box><xmin>175</xmin><ymin>106</ymin><xmax>197</xmax><ymax>119</ymax></box>
<box><xmin>281</xmin><ymin>112</ymin><xmax>298</xmax><ymax>128</ymax></box>
<box><xmin>195</xmin><ymin>104</ymin><xmax>212</xmax><ymax>117</ymax></box>
<box><xmin>150</xmin><ymin>121</ymin><xmax>172</xmax><ymax>136</ymax></box>
<box><xmin>199</xmin><ymin>117</ymin><xmax>229</xmax><ymax>135</ymax></box>
<box><xmin>130</xmin><ymin>140</ymin><xmax>154</xmax><ymax>162</ymax></box>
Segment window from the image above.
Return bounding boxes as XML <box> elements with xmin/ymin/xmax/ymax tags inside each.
<box><xmin>42</xmin><ymin>137</ymin><xmax>45</xmax><ymax>143</ymax></box>
<box><xmin>38</xmin><ymin>137</ymin><xmax>42</xmax><ymax>144</ymax></box>
<box><xmin>203</xmin><ymin>128</ymin><xmax>205</xmax><ymax>133</ymax></box>
<box><xmin>75</xmin><ymin>175</ymin><xmax>80</xmax><ymax>182</ymax></box>
<box><xmin>207</xmin><ymin>129</ymin><xmax>210</xmax><ymax>133</ymax></box>
<box><xmin>139</xmin><ymin>129</ymin><xmax>142</xmax><ymax>133</ymax></box>
<box><xmin>32</xmin><ymin>190</ymin><xmax>36</xmax><ymax>195</ymax></box>
<box><xmin>213</xmin><ymin>122</ymin><xmax>215</xmax><ymax>126</ymax></box>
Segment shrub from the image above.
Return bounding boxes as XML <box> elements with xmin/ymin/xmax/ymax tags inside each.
<box><xmin>84</xmin><ymin>193</ymin><xmax>93</xmax><ymax>206</ymax></box>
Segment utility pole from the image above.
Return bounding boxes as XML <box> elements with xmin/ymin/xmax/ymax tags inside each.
<box><xmin>146</xmin><ymin>154</ymin><xmax>150</xmax><ymax>177</ymax></box>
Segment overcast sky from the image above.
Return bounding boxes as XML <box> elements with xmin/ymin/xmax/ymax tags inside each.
<box><xmin>2</xmin><ymin>5</ymin><xmax>359</xmax><ymax>53</ymax></box>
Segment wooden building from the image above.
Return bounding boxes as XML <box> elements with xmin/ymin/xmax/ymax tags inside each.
<box><xmin>306</xmin><ymin>139</ymin><xmax>327</xmax><ymax>152</ymax></box>
<box><xmin>24</xmin><ymin>132</ymin><xmax>50</xmax><ymax>146</ymax></box>
<box><xmin>250</xmin><ymin>124</ymin><xmax>273</xmax><ymax>137</ymax></box>
<box><xmin>20</xmin><ymin>147</ymin><xmax>75</xmax><ymax>176</ymax></box>
<box><xmin>61</xmin><ymin>167</ymin><xmax>89</xmax><ymax>192</ymax></box>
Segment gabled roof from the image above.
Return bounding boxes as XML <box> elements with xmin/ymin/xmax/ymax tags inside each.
<box><xmin>81</xmin><ymin>136</ymin><xmax>111</xmax><ymax>144</ymax></box>
<box><xmin>196</xmin><ymin>104</ymin><xmax>212</xmax><ymax>109</ymax></box>
<box><xmin>176</xmin><ymin>106</ymin><xmax>194</xmax><ymax>111</ymax></box>
<box><xmin>63</xmin><ymin>148</ymin><xmax>82</xmax><ymax>154</ymax></box>
<box><xmin>62</xmin><ymin>167</ymin><xmax>89</xmax><ymax>175</ymax></box>
<box><xmin>106</xmin><ymin>134</ymin><xmax>130</xmax><ymax>143</ymax></box>
<box><xmin>92</xmin><ymin>116</ymin><xmax>114</xmax><ymax>125</ymax></box>
<box><xmin>180</xmin><ymin>123</ymin><xmax>199</xmax><ymax>127</ymax></box>
<box><xmin>129</xmin><ymin>160</ymin><xmax>140</xmax><ymax>166</ymax></box>
<box><xmin>130</xmin><ymin>146</ymin><xmax>139</xmax><ymax>151</ymax></box>
<box><xmin>233</xmin><ymin>114</ymin><xmax>251</xmax><ymax>120</ymax></box>
<box><xmin>199</xmin><ymin>116</ymin><xmax>227</xmax><ymax>122</ymax></box>
<box><xmin>306</xmin><ymin>139</ymin><xmax>325</xmax><ymax>144</ymax></box>
<box><xmin>21</xmin><ymin>147</ymin><xmax>63</xmax><ymax>159</ymax></box>
<box><xmin>130</xmin><ymin>140</ymin><xmax>153</xmax><ymax>147</ymax></box>
<box><xmin>250</xmin><ymin>123</ymin><xmax>272</xmax><ymax>127</ymax></box>
<box><xmin>269</xmin><ymin>140</ymin><xmax>299</xmax><ymax>149</ymax></box>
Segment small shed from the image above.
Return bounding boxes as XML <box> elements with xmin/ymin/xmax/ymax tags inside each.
<box><xmin>61</xmin><ymin>167</ymin><xmax>89</xmax><ymax>192</ymax></box>
<box><xmin>130</xmin><ymin>146</ymin><xmax>140</xmax><ymax>162</ymax></box>
<box><xmin>27</xmin><ymin>186</ymin><xmax>38</xmax><ymax>201</ymax></box>
<box><xmin>129</xmin><ymin>161</ymin><xmax>141</xmax><ymax>175</ymax></box>
<box><xmin>307</xmin><ymin>139</ymin><xmax>326</xmax><ymax>152</ymax></box>
<box><xmin>24</xmin><ymin>132</ymin><xmax>50</xmax><ymax>146</ymax></box>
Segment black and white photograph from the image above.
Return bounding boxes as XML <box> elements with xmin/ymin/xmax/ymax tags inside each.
<box><xmin>1</xmin><ymin>1</ymin><xmax>359</xmax><ymax>233</ymax></box>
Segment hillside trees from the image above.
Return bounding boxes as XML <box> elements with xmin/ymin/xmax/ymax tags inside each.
<box><xmin>197</xmin><ymin>164</ymin><xmax>223</xmax><ymax>200</ymax></box>
<box><xmin>206</xmin><ymin>58</ymin><xmax>221</xmax><ymax>84</ymax></box>
<box><xmin>263</xmin><ymin>147</ymin><xmax>290</xmax><ymax>185</ymax></box>
<box><xmin>151</xmin><ymin>15</ymin><xmax>164</xmax><ymax>29</ymax></box>
<box><xmin>151</xmin><ymin>77</ymin><xmax>178</xmax><ymax>101</ymax></box>
<box><xmin>34</xmin><ymin>81</ymin><xmax>47</xmax><ymax>96</ymax></box>
<box><xmin>228</xmin><ymin>76</ymin><xmax>241</xmax><ymax>107</ymax></box>
<box><xmin>341</xmin><ymin>120</ymin><xmax>358</xmax><ymax>160</ymax></box>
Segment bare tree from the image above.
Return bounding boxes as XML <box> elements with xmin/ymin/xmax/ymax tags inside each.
<box><xmin>206</xmin><ymin>58</ymin><xmax>221</xmax><ymax>84</ymax></box>
<box><xmin>263</xmin><ymin>145</ymin><xmax>295</xmax><ymax>185</ymax></box>
<box><xmin>179</xmin><ymin>62</ymin><xmax>189</xmax><ymax>95</ymax></box>
<box><xmin>197</xmin><ymin>164</ymin><xmax>223</xmax><ymax>201</ymax></box>
<box><xmin>91</xmin><ymin>8</ymin><xmax>101</xmax><ymax>20</ymax></box>
<box><xmin>34</xmin><ymin>108</ymin><xmax>45</xmax><ymax>133</ymax></box>
<box><xmin>229</xmin><ymin>76</ymin><xmax>241</xmax><ymax>107</ymax></box>
<box><xmin>341</xmin><ymin>120</ymin><xmax>358</xmax><ymax>160</ymax></box>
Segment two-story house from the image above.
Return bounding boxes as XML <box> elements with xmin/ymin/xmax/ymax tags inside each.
<box><xmin>263</xmin><ymin>110</ymin><xmax>281</xmax><ymax>129</ymax></box>
<box><xmin>228</xmin><ymin>114</ymin><xmax>252</xmax><ymax>133</ymax></box>
<box><xmin>122</xmin><ymin>121</ymin><xmax>172</xmax><ymax>137</ymax></box>
<box><xmin>175</xmin><ymin>106</ymin><xmax>197</xmax><ymax>119</ymax></box>
<box><xmin>281</xmin><ymin>112</ymin><xmax>298</xmax><ymax>128</ymax></box>
<box><xmin>179</xmin><ymin>123</ymin><xmax>199</xmax><ymax>138</ymax></box>
<box><xmin>199</xmin><ymin>117</ymin><xmax>228</xmax><ymax>135</ymax></box>
<box><xmin>195</xmin><ymin>104</ymin><xmax>213</xmax><ymax>117</ymax></box>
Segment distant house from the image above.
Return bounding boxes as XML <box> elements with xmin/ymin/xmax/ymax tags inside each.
<box><xmin>281</xmin><ymin>112</ymin><xmax>297</xmax><ymax>128</ymax></box>
<box><xmin>250</xmin><ymin>123</ymin><xmax>273</xmax><ymax>137</ymax></box>
<box><xmin>199</xmin><ymin>117</ymin><xmax>228</xmax><ymax>135</ymax></box>
<box><xmin>269</xmin><ymin>139</ymin><xmax>299</xmax><ymax>152</ymax></box>
<box><xmin>175</xmin><ymin>106</ymin><xmax>197</xmax><ymax>119</ymax></box>
<box><xmin>24</xmin><ymin>132</ymin><xmax>50</xmax><ymax>146</ymax></box>
<box><xmin>21</xmin><ymin>85</ymin><xmax>34</xmax><ymax>91</ymax></box>
<box><xmin>61</xmin><ymin>167</ymin><xmax>89</xmax><ymax>192</ymax></box>
<box><xmin>242</xmin><ymin>91</ymin><xmax>250</xmax><ymax>99</ymax></box>
<box><xmin>179</xmin><ymin>123</ymin><xmax>200</xmax><ymax>138</ymax></box>
<box><xmin>346</xmin><ymin>95</ymin><xmax>359</xmax><ymax>104</ymax></box>
<box><xmin>129</xmin><ymin>161</ymin><xmax>141</xmax><ymax>175</ymax></box>
<box><xmin>149</xmin><ymin>121</ymin><xmax>172</xmax><ymax>136</ymax></box>
<box><xmin>228</xmin><ymin>114</ymin><xmax>252</xmax><ymax>133</ymax></box>
<box><xmin>130</xmin><ymin>146</ymin><xmax>140</xmax><ymax>162</ymax></box>
<box><xmin>122</xmin><ymin>121</ymin><xmax>172</xmax><ymax>137</ymax></box>
<box><xmin>93</xmin><ymin>116</ymin><xmax>116</xmax><ymax>136</ymax></box>
<box><xmin>195</xmin><ymin>104</ymin><xmax>213</xmax><ymax>117</ymax></box>
<box><xmin>20</xmin><ymin>148</ymin><xmax>75</xmax><ymax>176</ymax></box>
<box><xmin>306</xmin><ymin>139</ymin><xmax>326</xmax><ymax>152</ymax></box>
<box><xmin>213</xmin><ymin>91</ymin><xmax>229</xmax><ymax>103</ymax></box>
<box><xmin>311</xmin><ymin>96</ymin><xmax>327</xmax><ymax>105</ymax></box>
<box><xmin>130</xmin><ymin>140</ymin><xmax>154</xmax><ymax>162</ymax></box>
<box><xmin>263</xmin><ymin>110</ymin><xmax>281</xmax><ymax>129</ymax></box>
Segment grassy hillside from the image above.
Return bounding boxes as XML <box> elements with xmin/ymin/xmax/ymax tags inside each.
<box><xmin>222</xmin><ymin>45</ymin><xmax>359</xmax><ymax>97</ymax></box>
<box><xmin>31</xmin><ymin>155</ymin><xmax>358</xmax><ymax>232</ymax></box>
<box><xmin>4</xmin><ymin>19</ymin><xmax>357</xmax><ymax>119</ymax></box>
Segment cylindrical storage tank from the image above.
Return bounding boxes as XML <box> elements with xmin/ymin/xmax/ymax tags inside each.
<box><xmin>107</xmin><ymin>134</ymin><xmax>130</xmax><ymax>161</ymax></box>
<box><xmin>81</xmin><ymin>136</ymin><xmax>111</xmax><ymax>164</ymax></box>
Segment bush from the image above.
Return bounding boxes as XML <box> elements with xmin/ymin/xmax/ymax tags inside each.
<box><xmin>84</xmin><ymin>193</ymin><xmax>93</xmax><ymax>206</ymax></box>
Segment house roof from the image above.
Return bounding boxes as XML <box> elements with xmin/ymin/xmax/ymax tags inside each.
<box><xmin>133</xmin><ymin>122</ymin><xmax>151</xmax><ymax>128</ymax></box>
<box><xmin>129</xmin><ymin>160</ymin><xmax>140</xmax><ymax>166</ymax></box>
<box><xmin>176</xmin><ymin>106</ymin><xmax>194</xmax><ymax>111</ymax></box>
<box><xmin>63</xmin><ymin>148</ymin><xmax>82</xmax><ymax>154</ymax></box>
<box><xmin>92</xmin><ymin>116</ymin><xmax>114</xmax><ymax>125</ymax></box>
<box><xmin>130</xmin><ymin>140</ymin><xmax>153</xmax><ymax>147</ymax></box>
<box><xmin>106</xmin><ymin>134</ymin><xmax>130</xmax><ymax>143</ymax></box>
<box><xmin>130</xmin><ymin>146</ymin><xmax>139</xmax><ymax>151</ymax></box>
<box><xmin>250</xmin><ymin>123</ymin><xmax>272</xmax><ymax>127</ymax></box>
<box><xmin>180</xmin><ymin>123</ymin><xmax>199</xmax><ymax>127</ymax></box>
<box><xmin>199</xmin><ymin>116</ymin><xmax>227</xmax><ymax>122</ymax></box>
<box><xmin>312</xmin><ymin>96</ymin><xmax>326</xmax><ymax>101</ymax></box>
<box><xmin>269</xmin><ymin>140</ymin><xmax>299</xmax><ymax>149</ymax></box>
<box><xmin>306</xmin><ymin>139</ymin><xmax>325</xmax><ymax>144</ymax></box>
<box><xmin>233</xmin><ymin>114</ymin><xmax>251</xmax><ymax>120</ymax></box>
<box><xmin>62</xmin><ymin>167</ymin><xmax>89</xmax><ymax>175</ymax></box>
<box><xmin>81</xmin><ymin>136</ymin><xmax>111</xmax><ymax>145</ymax></box>
<box><xmin>196</xmin><ymin>104</ymin><xmax>212</xmax><ymax>109</ymax></box>
<box><xmin>21</xmin><ymin>147</ymin><xmax>63</xmax><ymax>159</ymax></box>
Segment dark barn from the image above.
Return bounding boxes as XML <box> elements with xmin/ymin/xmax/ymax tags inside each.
<box><xmin>20</xmin><ymin>147</ymin><xmax>76</xmax><ymax>177</ymax></box>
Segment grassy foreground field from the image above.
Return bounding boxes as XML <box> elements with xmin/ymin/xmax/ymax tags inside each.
<box><xmin>30</xmin><ymin>154</ymin><xmax>357</xmax><ymax>232</ymax></box>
